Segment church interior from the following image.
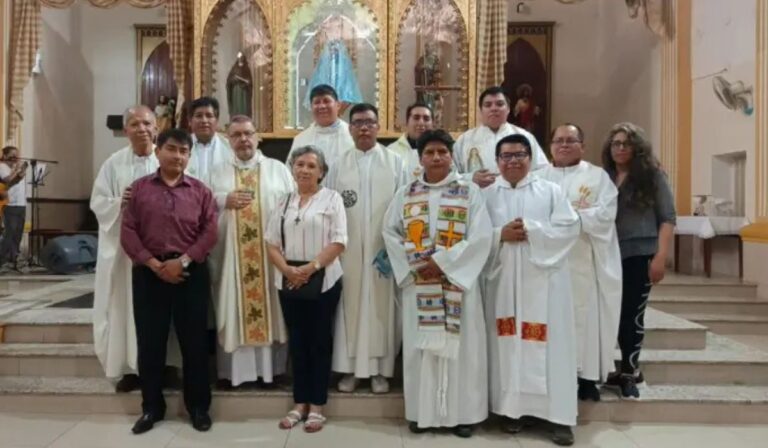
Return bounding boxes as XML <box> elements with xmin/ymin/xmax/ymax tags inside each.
<box><xmin>1</xmin><ymin>0</ymin><xmax>768</xmax><ymax>446</ymax></box>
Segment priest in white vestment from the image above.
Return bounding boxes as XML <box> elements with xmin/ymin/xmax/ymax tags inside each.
<box><xmin>210</xmin><ymin>116</ymin><xmax>295</xmax><ymax>387</ymax></box>
<box><xmin>538</xmin><ymin>124</ymin><xmax>622</xmax><ymax>402</ymax></box>
<box><xmin>325</xmin><ymin>103</ymin><xmax>408</xmax><ymax>393</ymax></box>
<box><xmin>383</xmin><ymin>129</ymin><xmax>492</xmax><ymax>438</ymax></box>
<box><xmin>386</xmin><ymin>102</ymin><xmax>434</xmax><ymax>180</ymax></box>
<box><xmin>483</xmin><ymin>133</ymin><xmax>580</xmax><ymax>446</ymax></box>
<box><xmin>287</xmin><ymin>84</ymin><xmax>354</xmax><ymax>169</ymax></box>
<box><xmin>454</xmin><ymin>87</ymin><xmax>547</xmax><ymax>189</ymax></box>
<box><xmin>187</xmin><ymin>96</ymin><xmax>232</xmax><ymax>186</ymax></box>
<box><xmin>91</xmin><ymin>106</ymin><xmax>159</xmax><ymax>391</ymax></box>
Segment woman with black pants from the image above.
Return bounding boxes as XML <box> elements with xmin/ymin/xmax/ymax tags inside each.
<box><xmin>601</xmin><ymin>123</ymin><xmax>676</xmax><ymax>399</ymax></box>
<box><xmin>266</xmin><ymin>145</ymin><xmax>347</xmax><ymax>433</ymax></box>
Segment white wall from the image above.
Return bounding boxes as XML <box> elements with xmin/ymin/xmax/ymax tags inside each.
<box><xmin>22</xmin><ymin>3</ymin><xmax>165</xmax><ymax>201</ymax></box>
<box><xmin>691</xmin><ymin>0</ymin><xmax>757</xmax><ymax>220</ymax></box>
<box><xmin>506</xmin><ymin>0</ymin><xmax>660</xmax><ymax>163</ymax></box>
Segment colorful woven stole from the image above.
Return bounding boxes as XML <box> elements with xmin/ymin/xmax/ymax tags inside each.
<box><xmin>403</xmin><ymin>179</ymin><xmax>469</xmax><ymax>360</ymax></box>
<box><xmin>235</xmin><ymin>166</ymin><xmax>271</xmax><ymax>345</ymax></box>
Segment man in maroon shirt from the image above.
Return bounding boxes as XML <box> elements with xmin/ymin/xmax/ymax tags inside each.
<box><xmin>121</xmin><ymin>128</ymin><xmax>218</xmax><ymax>434</ymax></box>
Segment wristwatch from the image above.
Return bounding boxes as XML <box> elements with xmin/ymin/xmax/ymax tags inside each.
<box><xmin>180</xmin><ymin>255</ymin><xmax>192</xmax><ymax>269</ymax></box>
<box><xmin>312</xmin><ymin>259</ymin><xmax>321</xmax><ymax>271</ymax></box>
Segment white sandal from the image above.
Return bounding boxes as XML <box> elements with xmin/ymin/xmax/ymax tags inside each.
<box><xmin>278</xmin><ymin>410</ymin><xmax>304</xmax><ymax>429</ymax></box>
<box><xmin>303</xmin><ymin>412</ymin><xmax>327</xmax><ymax>433</ymax></box>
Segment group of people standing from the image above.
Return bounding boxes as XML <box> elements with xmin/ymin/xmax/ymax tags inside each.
<box><xmin>90</xmin><ymin>84</ymin><xmax>675</xmax><ymax>446</ymax></box>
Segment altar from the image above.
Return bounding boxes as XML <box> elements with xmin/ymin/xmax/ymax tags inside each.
<box><xmin>194</xmin><ymin>0</ymin><xmax>478</xmax><ymax>138</ymax></box>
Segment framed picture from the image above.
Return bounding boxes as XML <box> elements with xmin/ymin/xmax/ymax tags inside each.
<box><xmin>502</xmin><ymin>22</ymin><xmax>554</xmax><ymax>148</ymax></box>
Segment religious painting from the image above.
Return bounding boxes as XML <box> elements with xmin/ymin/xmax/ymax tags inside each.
<box><xmin>395</xmin><ymin>0</ymin><xmax>469</xmax><ymax>132</ymax></box>
<box><xmin>502</xmin><ymin>22</ymin><xmax>554</xmax><ymax>147</ymax></box>
<box><xmin>285</xmin><ymin>0</ymin><xmax>380</xmax><ymax>129</ymax></box>
<box><xmin>136</xmin><ymin>24</ymin><xmax>177</xmax><ymax>132</ymax></box>
<box><xmin>202</xmin><ymin>0</ymin><xmax>273</xmax><ymax>132</ymax></box>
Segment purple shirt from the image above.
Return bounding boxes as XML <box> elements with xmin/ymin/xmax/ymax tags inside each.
<box><xmin>121</xmin><ymin>171</ymin><xmax>217</xmax><ymax>264</ymax></box>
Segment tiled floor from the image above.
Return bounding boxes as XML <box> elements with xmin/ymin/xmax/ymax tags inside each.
<box><xmin>1</xmin><ymin>413</ymin><xmax>767</xmax><ymax>448</ymax></box>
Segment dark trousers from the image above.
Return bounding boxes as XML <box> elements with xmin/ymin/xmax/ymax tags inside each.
<box><xmin>0</xmin><ymin>206</ymin><xmax>25</xmax><ymax>264</ymax></box>
<box><xmin>280</xmin><ymin>280</ymin><xmax>342</xmax><ymax>406</ymax></box>
<box><xmin>618</xmin><ymin>255</ymin><xmax>653</xmax><ymax>374</ymax></box>
<box><xmin>133</xmin><ymin>262</ymin><xmax>212</xmax><ymax>416</ymax></box>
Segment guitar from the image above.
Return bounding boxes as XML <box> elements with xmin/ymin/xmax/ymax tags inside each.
<box><xmin>0</xmin><ymin>183</ymin><xmax>7</xmax><ymax>219</ymax></box>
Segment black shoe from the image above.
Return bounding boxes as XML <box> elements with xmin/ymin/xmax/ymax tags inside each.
<box><xmin>551</xmin><ymin>424</ymin><xmax>574</xmax><ymax>446</ymax></box>
<box><xmin>452</xmin><ymin>424</ymin><xmax>473</xmax><ymax>438</ymax></box>
<box><xmin>131</xmin><ymin>413</ymin><xmax>163</xmax><ymax>434</ymax></box>
<box><xmin>577</xmin><ymin>378</ymin><xmax>601</xmax><ymax>402</ymax></box>
<box><xmin>606</xmin><ymin>370</ymin><xmax>644</xmax><ymax>386</ymax></box>
<box><xmin>408</xmin><ymin>421</ymin><xmax>429</xmax><ymax>434</ymax></box>
<box><xmin>501</xmin><ymin>417</ymin><xmax>525</xmax><ymax>434</ymax></box>
<box><xmin>216</xmin><ymin>379</ymin><xmax>234</xmax><ymax>391</ymax></box>
<box><xmin>190</xmin><ymin>411</ymin><xmax>212</xmax><ymax>432</ymax></box>
<box><xmin>115</xmin><ymin>374</ymin><xmax>140</xmax><ymax>393</ymax></box>
<box><xmin>618</xmin><ymin>373</ymin><xmax>640</xmax><ymax>399</ymax></box>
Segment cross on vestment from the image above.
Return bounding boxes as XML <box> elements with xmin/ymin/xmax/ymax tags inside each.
<box><xmin>438</xmin><ymin>221</ymin><xmax>462</xmax><ymax>249</ymax></box>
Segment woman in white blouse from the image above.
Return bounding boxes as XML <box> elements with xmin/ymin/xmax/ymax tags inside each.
<box><xmin>266</xmin><ymin>145</ymin><xmax>347</xmax><ymax>433</ymax></box>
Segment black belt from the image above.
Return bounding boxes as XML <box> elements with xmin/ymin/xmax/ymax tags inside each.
<box><xmin>156</xmin><ymin>252</ymin><xmax>182</xmax><ymax>262</ymax></box>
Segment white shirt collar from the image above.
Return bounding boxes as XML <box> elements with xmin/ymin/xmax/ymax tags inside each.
<box><xmin>233</xmin><ymin>151</ymin><xmax>264</xmax><ymax>169</ymax></box>
<box><xmin>419</xmin><ymin>169</ymin><xmax>461</xmax><ymax>188</ymax></box>
<box><xmin>497</xmin><ymin>172</ymin><xmax>535</xmax><ymax>189</ymax></box>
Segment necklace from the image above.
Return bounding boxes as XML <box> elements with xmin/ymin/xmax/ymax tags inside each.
<box><xmin>294</xmin><ymin>190</ymin><xmax>318</xmax><ymax>225</ymax></box>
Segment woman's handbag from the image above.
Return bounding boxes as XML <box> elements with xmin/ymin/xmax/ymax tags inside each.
<box><xmin>280</xmin><ymin>194</ymin><xmax>325</xmax><ymax>300</ymax></box>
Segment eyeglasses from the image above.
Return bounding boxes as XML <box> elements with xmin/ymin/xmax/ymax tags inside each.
<box><xmin>230</xmin><ymin>131</ymin><xmax>256</xmax><ymax>139</ymax></box>
<box><xmin>611</xmin><ymin>141</ymin><xmax>631</xmax><ymax>149</ymax></box>
<box><xmin>551</xmin><ymin>138</ymin><xmax>582</xmax><ymax>146</ymax></box>
<box><xmin>498</xmin><ymin>152</ymin><xmax>530</xmax><ymax>162</ymax></box>
<box><xmin>350</xmin><ymin>119</ymin><xmax>378</xmax><ymax>128</ymax></box>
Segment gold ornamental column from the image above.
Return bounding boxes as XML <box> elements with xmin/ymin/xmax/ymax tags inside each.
<box><xmin>660</xmin><ymin>0</ymin><xmax>692</xmax><ymax>215</ymax></box>
<box><xmin>0</xmin><ymin>0</ymin><xmax>8</xmax><ymax>144</ymax></box>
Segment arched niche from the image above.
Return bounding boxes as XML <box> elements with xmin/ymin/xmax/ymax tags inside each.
<box><xmin>283</xmin><ymin>0</ymin><xmax>381</xmax><ymax>129</ymax></box>
<box><xmin>202</xmin><ymin>0</ymin><xmax>274</xmax><ymax>132</ymax></box>
<box><xmin>395</xmin><ymin>0</ymin><xmax>469</xmax><ymax>132</ymax></box>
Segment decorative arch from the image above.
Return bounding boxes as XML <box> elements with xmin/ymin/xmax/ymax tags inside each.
<box><xmin>394</xmin><ymin>0</ymin><xmax>469</xmax><ymax>132</ymax></box>
<box><xmin>201</xmin><ymin>0</ymin><xmax>273</xmax><ymax>131</ymax></box>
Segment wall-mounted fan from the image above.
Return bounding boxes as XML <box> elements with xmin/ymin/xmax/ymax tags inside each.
<box><xmin>712</xmin><ymin>75</ymin><xmax>754</xmax><ymax>116</ymax></box>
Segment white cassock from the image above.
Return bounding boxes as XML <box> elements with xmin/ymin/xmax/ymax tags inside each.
<box><xmin>382</xmin><ymin>170</ymin><xmax>492</xmax><ymax>428</ymax></box>
<box><xmin>210</xmin><ymin>152</ymin><xmax>295</xmax><ymax>385</ymax></box>
<box><xmin>483</xmin><ymin>174</ymin><xmax>580</xmax><ymax>426</ymax></box>
<box><xmin>287</xmin><ymin>120</ymin><xmax>354</xmax><ymax>169</ymax></box>
<box><xmin>325</xmin><ymin>144</ymin><xmax>407</xmax><ymax>378</ymax></box>
<box><xmin>91</xmin><ymin>145</ymin><xmax>158</xmax><ymax>378</ymax></box>
<box><xmin>387</xmin><ymin>134</ymin><xmax>421</xmax><ymax>180</ymax></box>
<box><xmin>538</xmin><ymin>161</ymin><xmax>622</xmax><ymax>382</ymax></box>
<box><xmin>189</xmin><ymin>133</ymin><xmax>232</xmax><ymax>187</ymax></box>
<box><xmin>453</xmin><ymin>123</ymin><xmax>548</xmax><ymax>177</ymax></box>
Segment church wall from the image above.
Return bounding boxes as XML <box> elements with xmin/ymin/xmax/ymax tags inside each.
<box><xmin>20</xmin><ymin>3</ymin><xmax>165</xmax><ymax>230</ymax></box>
<box><xmin>691</xmin><ymin>0</ymin><xmax>757</xmax><ymax>221</ymax></box>
<box><xmin>506</xmin><ymin>0</ymin><xmax>660</xmax><ymax>164</ymax></box>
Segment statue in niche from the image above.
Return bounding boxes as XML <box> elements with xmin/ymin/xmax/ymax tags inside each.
<box><xmin>513</xmin><ymin>83</ymin><xmax>540</xmax><ymax>133</ymax></box>
<box><xmin>304</xmin><ymin>39</ymin><xmax>363</xmax><ymax>111</ymax></box>
<box><xmin>414</xmin><ymin>42</ymin><xmax>444</xmax><ymax>126</ymax></box>
<box><xmin>227</xmin><ymin>52</ymin><xmax>253</xmax><ymax>117</ymax></box>
<box><xmin>155</xmin><ymin>95</ymin><xmax>175</xmax><ymax>132</ymax></box>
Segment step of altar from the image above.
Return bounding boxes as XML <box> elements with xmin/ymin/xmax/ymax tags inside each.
<box><xmin>0</xmin><ymin>343</ymin><xmax>102</xmax><ymax>377</ymax></box>
<box><xmin>0</xmin><ymin>306</ymin><xmax>706</xmax><ymax>350</ymax></box>
<box><xmin>679</xmin><ymin>313</ymin><xmax>768</xmax><ymax>335</ymax></box>
<box><xmin>653</xmin><ymin>274</ymin><xmax>758</xmax><ymax>298</ymax></box>
<box><xmin>0</xmin><ymin>309</ymin><xmax>92</xmax><ymax>344</ymax></box>
<box><xmin>651</xmin><ymin>295</ymin><xmax>768</xmax><ymax>316</ymax></box>
<box><xmin>0</xmin><ymin>376</ymin><xmax>767</xmax><ymax>424</ymax></box>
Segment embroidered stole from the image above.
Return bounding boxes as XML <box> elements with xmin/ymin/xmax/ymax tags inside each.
<box><xmin>403</xmin><ymin>179</ymin><xmax>469</xmax><ymax>360</ymax></box>
<box><xmin>235</xmin><ymin>166</ymin><xmax>272</xmax><ymax>345</ymax></box>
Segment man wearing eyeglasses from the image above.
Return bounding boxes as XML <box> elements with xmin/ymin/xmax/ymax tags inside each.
<box><xmin>210</xmin><ymin>115</ymin><xmax>295</xmax><ymax>389</ymax></box>
<box><xmin>325</xmin><ymin>103</ymin><xmax>408</xmax><ymax>394</ymax></box>
<box><xmin>538</xmin><ymin>124</ymin><xmax>622</xmax><ymax>404</ymax></box>
<box><xmin>483</xmin><ymin>133</ymin><xmax>580</xmax><ymax>446</ymax></box>
<box><xmin>453</xmin><ymin>86</ymin><xmax>548</xmax><ymax>189</ymax></box>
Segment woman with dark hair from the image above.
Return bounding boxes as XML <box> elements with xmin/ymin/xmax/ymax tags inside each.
<box><xmin>601</xmin><ymin>122</ymin><xmax>676</xmax><ymax>399</ymax></box>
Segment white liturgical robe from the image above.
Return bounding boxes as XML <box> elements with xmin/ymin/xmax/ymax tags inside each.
<box><xmin>287</xmin><ymin>120</ymin><xmax>354</xmax><ymax>169</ymax></box>
<box><xmin>483</xmin><ymin>173</ymin><xmax>580</xmax><ymax>426</ymax></box>
<box><xmin>188</xmin><ymin>133</ymin><xmax>232</xmax><ymax>187</ymax></box>
<box><xmin>386</xmin><ymin>134</ymin><xmax>421</xmax><ymax>180</ymax></box>
<box><xmin>538</xmin><ymin>161</ymin><xmax>622</xmax><ymax>382</ymax></box>
<box><xmin>453</xmin><ymin>123</ymin><xmax>548</xmax><ymax>178</ymax></box>
<box><xmin>91</xmin><ymin>145</ymin><xmax>158</xmax><ymax>378</ymax></box>
<box><xmin>325</xmin><ymin>144</ymin><xmax>407</xmax><ymax>378</ymax></box>
<box><xmin>383</xmin><ymin>170</ymin><xmax>492</xmax><ymax>428</ymax></box>
<box><xmin>210</xmin><ymin>152</ymin><xmax>295</xmax><ymax>385</ymax></box>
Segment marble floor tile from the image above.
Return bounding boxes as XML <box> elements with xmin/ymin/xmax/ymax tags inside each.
<box><xmin>48</xmin><ymin>414</ymin><xmax>184</xmax><ymax>448</ymax></box>
<box><xmin>0</xmin><ymin>412</ymin><xmax>82</xmax><ymax>447</ymax></box>
<box><xmin>168</xmin><ymin>418</ymin><xmax>289</xmax><ymax>448</ymax></box>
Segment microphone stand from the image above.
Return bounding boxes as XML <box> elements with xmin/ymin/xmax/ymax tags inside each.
<box><xmin>24</xmin><ymin>158</ymin><xmax>59</xmax><ymax>266</ymax></box>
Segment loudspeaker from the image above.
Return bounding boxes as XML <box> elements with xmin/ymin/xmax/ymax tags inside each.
<box><xmin>41</xmin><ymin>235</ymin><xmax>98</xmax><ymax>274</ymax></box>
<box><xmin>106</xmin><ymin>115</ymin><xmax>123</xmax><ymax>131</ymax></box>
